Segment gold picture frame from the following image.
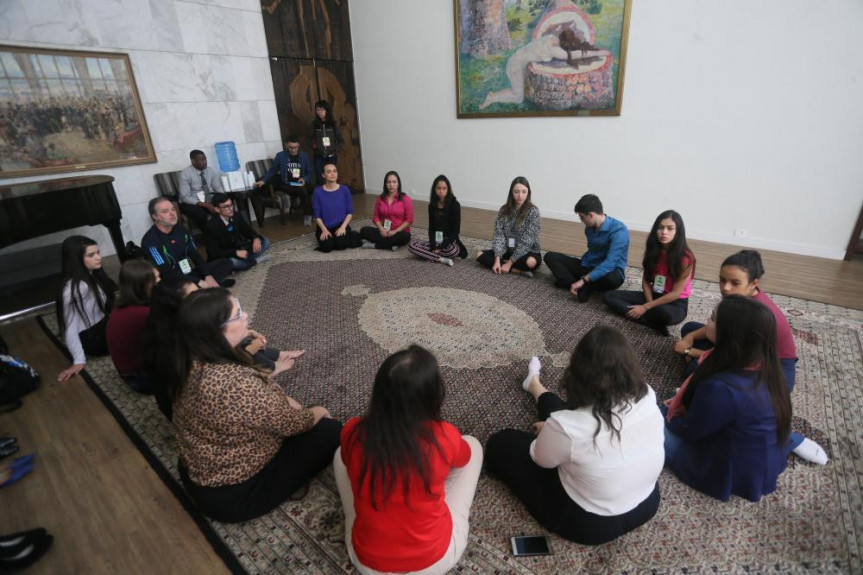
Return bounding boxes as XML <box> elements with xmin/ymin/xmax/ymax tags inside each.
<box><xmin>0</xmin><ymin>45</ymin><xmax>156</xmax><ymax>178</ymax></box>
<box><xmin>455</xmin><ymin>0</ymin><xmax>632</xmax><ymax>118</ymax></box>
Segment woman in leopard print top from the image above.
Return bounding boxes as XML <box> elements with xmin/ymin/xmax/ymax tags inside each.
<box><xmin>168</xmin><ymin>288</ymin><xmax>342</xmax><ymax>523</ymax></box>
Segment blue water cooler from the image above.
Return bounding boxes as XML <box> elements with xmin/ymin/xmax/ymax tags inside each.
<box><xmin>214</xmin><ymin>141</ymin><xmax>240</xmax><ymax>172</ymax></box>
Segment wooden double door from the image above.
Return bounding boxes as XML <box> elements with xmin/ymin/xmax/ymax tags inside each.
<box><xmin>261</xmin><ymin>0</ymin><xmax>364</xmax><ymax>192</ymax></box>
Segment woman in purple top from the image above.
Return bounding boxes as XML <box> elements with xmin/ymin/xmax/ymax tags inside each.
<box><xmin>664</xmin><ymin>296</ymin><xmax>793</xmax><ymax>502</ymax></box>
<box><xmin>312</xmin><ymin>161</ymin><xmax>359</xmax><ymax>252</ymax></box>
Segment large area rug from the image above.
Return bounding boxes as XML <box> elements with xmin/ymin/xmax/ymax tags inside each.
<box><xmin>41</xmin><ymin>225</ymin><xmax>863</xmax><ymax>574</ymax></box>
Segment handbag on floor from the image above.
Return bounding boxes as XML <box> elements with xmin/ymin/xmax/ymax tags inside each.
<box><xmin>0</xmin><ymin>353</ymin><xmax>41</xmax><ymax>405</ymax></box>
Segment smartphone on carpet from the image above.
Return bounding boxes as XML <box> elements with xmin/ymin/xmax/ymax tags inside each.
<box><xmin>510</xmin><ymin>535</ymin><xmax>552</xmax><ymax>557</ymax></box>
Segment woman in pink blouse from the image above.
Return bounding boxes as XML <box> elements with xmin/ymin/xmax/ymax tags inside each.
<box><xmin>360</xmin><ymin>171</ymin><xmax>414</xmax><ymax>251</ymax></box>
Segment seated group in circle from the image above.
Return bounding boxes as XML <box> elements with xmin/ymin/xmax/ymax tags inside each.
<box><xmin>54</xmin><ymin>180</ymin><xmax>829</xmax><ymax>573</ymax></box>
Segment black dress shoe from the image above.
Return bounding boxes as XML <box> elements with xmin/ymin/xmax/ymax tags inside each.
<box><xmin>220</xmin><ymin>278</ymin><xmax>236</xmax><ymax>288</ymax></box>
<box><xmin>0</xmin><ymin>438</ymin><xmax>16</xmax><ymax>449</ymax></box>
<box><xmin>0</xmin><ymin>528</ymin><xmax>47</xmax><ymax>547</ymax></box>
<box><xmin>0</xmin><ymin>444</ymin><xmax>20</xmax><ymax>461</ymax></box>
<box><xmin>0</xmin><ymin>533</ymin><xmax>53</xmax><ymax>569</ymax></box>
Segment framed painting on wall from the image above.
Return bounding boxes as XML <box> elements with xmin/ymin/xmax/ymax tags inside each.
<box><xmin>0</xmin><ymin>45</ymin><xmax>156</xmax><ymax>178</ymax></box>
<box><xmin>455</xmin><ymin>0</ymin><xmax>632</xmax><ymax>118</ymax></box>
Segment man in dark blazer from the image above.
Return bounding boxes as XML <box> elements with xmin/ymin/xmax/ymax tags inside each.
<box><xmin>205</xmin><ymin>193</ymin><xmax>271</xmax><ymax>271</ymax></box>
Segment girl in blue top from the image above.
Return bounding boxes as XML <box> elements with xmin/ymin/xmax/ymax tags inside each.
<box><xmin>664</xmin><ymin>296</ymin><xmax>792</xmax><ymax>502</ymax></box>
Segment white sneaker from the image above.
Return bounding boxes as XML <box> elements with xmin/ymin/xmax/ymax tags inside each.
<box><xmin>303</xmin><ymin>215</ymin><xmax>312</xmax><ymax>226</ymax></box>
<box><xmin>439</xmin><ymin>257</ymin><xmax>454</xmax><ymax>267</ymax></box>
<box><xmin>391</xmin><ymin>245</ymin><xmax>400</xmax><ymax>252</ymax></box>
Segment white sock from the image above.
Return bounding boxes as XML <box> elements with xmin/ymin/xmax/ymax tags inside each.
<box><xmin>391</xmin><ymin>245</ymin><xmax>400</xmax><ymax>252</ymax></box>
<box><xmin>439</xmin><ymin>257</ymin><xmax>454</xmax><ymax>267</ymax></box>
<box><xmin>792</xmin><ymin>437</ymin><xmax>829</xmax><ymax>465</ymax></box>
<box><xmin>522</xmin><ymin>356</ymin><xmax>541</xmax><ymax>391</ymax></box>
<box><xmin>361</xmin><ymin>240</ymin><xmax>376</xmax><ymax>249</ymax></box>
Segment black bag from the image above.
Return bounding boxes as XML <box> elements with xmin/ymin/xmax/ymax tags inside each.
<box><xmin>0</xmin><ymin>353</ymin><xmax>41</xmax><ymax>403</ymax></box>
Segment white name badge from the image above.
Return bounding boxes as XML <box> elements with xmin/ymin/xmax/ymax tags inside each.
<box><xmin>179</xmin><ymin>258</ymin><xmax>193</xmax><ymax>275</ymax></box>
<box><xmin>435</xmin><ymin>231</ymin><xmax>444</xmax><ymax>243</ymax></box>
<box><xmin>653</xmin><ymin>274</ymin><xmax>667</xmax><ymax>293</ymax></box>
<box><xmin>322</xmin><ymin>136</ymin><xmax>331</xmax><ymax>147</ymax></box>
<box><xmin>196</xmin><ymin>191</ymin><xmax>206</xmax><ymax>203</ymax></box>
<box><xmin>508</xmin><ymin>238</ymin><xmax>516</xmax><ymax>248</ymax></box>
<box><xmin>291</xmin><ymin>168</ymin><xmax>300</xmax><ymax>179</ymax></box>
<box><xmin>383</xmin><ymin>219</ymin><xmax>392</xmax><ymax>231</ymax></box>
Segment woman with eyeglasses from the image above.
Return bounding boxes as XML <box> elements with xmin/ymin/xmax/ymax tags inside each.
<box><xmin>168</xmin><ymin>288</ymin><xmax>342</xmax><ymax>522</ymax></box>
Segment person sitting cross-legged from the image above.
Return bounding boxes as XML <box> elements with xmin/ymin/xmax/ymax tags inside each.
<box><xmin>205</xmin><ymin>193</ymin><xmax>270</xmax><ymax>272</ymax></box>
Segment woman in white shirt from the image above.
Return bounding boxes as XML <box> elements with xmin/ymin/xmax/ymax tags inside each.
<box><xmin>486</xmin><ymin>325</ymin><xmax>664</xmax><ymax>544</ymax></box>
<box><xmin>56</xmin><ymin>236</ymin><xmax>116</xmax><ymax>382</ymax></box>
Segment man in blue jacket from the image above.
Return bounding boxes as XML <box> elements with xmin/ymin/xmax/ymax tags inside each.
<box><xmin>545</xmin><ymin>194</ymin><xmax>630</xmax><ymax>302</ymax></box>
<box><xmin>254</xmin><ymin>135</ymin><xmax>313</xmax><ymax>226</ymax></box>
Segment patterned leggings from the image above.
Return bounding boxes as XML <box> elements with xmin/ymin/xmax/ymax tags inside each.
<box><xmin>408</xmin><ymin>240</ymin><xmax>460</xmax><ymax>263</ymax></box>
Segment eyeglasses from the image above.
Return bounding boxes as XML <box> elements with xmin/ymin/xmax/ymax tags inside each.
<box><xmin>222</xmin><ymin>298</ymin><xmax>247</xmax><ymax>327</ymax></box>
<box><xmin>218</xmin><ymin>204</ymin><xmax>235</xmax><ymax>211</ymax></box>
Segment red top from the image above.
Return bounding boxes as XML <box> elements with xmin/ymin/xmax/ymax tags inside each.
<box><xmin>753</xmin><ymin>291</ymin><xmax>797</xmax><ymax>360</ymax></box>
<box><xmin>106</xmin><ymin>304</ymin><xmax>150</xmax><ymax>374</ymax></box>
<box><xmin>340</xmin><ymin>417</ymin><xmax>470</xmax><ymax>572</ymax></box>
<box><xmin>652</xmin><ymin>250</ymin><xmax>694</xmax><ymax>299</ymax></box>
<box><xmin>373</xmin><ymin>194</ymin><xmax>414</xmax><ymax>233</ymax></box>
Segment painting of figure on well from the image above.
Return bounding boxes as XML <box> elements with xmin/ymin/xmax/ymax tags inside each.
<box><xmin>456</xmin><ymin>0</ymin><xmax>631</xmax><ymax>117</ymax></box>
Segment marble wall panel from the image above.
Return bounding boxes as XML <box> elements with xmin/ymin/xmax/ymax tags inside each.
<box><xmin>206</xmin><ymin>0</ymin><xmax>261</xmax><ymax>12</ymax></box>
<box><xmin>242</xmin><ymin>10</ymin><xmax>269</xmax><ymax>58</ymax></box>
<box><xmin>96</xmin><ymin>0</ymin><xmax>183</xmax><ymax>52</ymax></box>
<box><xmin>1</xmin><ymin>0</ymin><xmax>102</xmax><ymax>47</ymax></box>
<box><xmin>176</xmin><ymin>1</ymin><xmax>209</xmax><ymax>54</ymax></box>
<box><xmin>197</xmin><ymin>101</ymin><xmax>247</xmax><ymax>147</ymax></box>
<box><xmin>239</xmin><ymin>101</ymin><xmax>263</xmax><ymax>143</ymax></box>
<box><xmin>258</xmin><ymin>100</ymin><xmax>281</xmax><ymax>142</ymax></box>
<box><xmin>133</xmin><ymin>52</ymin><xmax>216</xmax><ymax>103</ymax></box>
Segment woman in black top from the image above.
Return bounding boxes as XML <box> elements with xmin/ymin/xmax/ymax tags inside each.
<box><xmin>311</xmin><ymin>100</ymin><xmax>343</xmax><ymax>186</ymax></box>
<box><xmin>407</xmin><ymin>175</ymin><xmax>467</xmax><ymax>267</ymax></box>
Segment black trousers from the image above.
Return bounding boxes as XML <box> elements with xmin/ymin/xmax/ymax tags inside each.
<box><xmin>179</xmin><ymin>203</ymin><xmax>211</xmax><ymax>231</ymax></box>
<box><xmin>544</xmin><ymin>252</ymin><xmax>624</xmax><ymax>293</ymax></box>
<box><xmin>186</xmin><ymin>258</ymin><xmax>234</xmax><ymax>284</ymax></box>
<box><xmin>315</xmin><ymin>223</ymin><xmax>359</xmax><ymax>252</ymax></box>
<box><xmin>477</xmin><ymin>249</ymin><xmax>542</xmax><ymax>271</ymax></box>
<box><xmin>79</xmin><ymin>316</ymin><xmax>109</xmax><ymax>356</ymax></box>
<box><xmin>603</xmin><ymin>290</ymin><xmax>688</xmax><ymax>332</ymax></box>
<box><xmin>179</xmin><ymin>417</ymin><xmax>342</xmax><ymax>523</ymax></box>
<box><xmin>274</xmin><ymin>182</ymin><xmax>312</xmax><ymax>216</ymax></box>
<box><xmin>485</xmin><ymin>392</ymin><xmax>661</xmax><ymax>545</ymax></box>
<box><xmin>359</xmin><ymin>227</ymin><xmax>411</xmax><ymax>249</ymax></box>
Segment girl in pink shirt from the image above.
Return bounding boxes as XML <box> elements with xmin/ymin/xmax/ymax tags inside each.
<box><xmin>604</xmin><ymin>210</ymin><xmax>695</xmax><ymax>335</ymax></box>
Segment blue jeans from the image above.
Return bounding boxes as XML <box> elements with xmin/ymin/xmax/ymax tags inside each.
<box><xmin>229</xmin><ymin>236</ymin><xmax>270</xmax><ymax>271</ymax></box>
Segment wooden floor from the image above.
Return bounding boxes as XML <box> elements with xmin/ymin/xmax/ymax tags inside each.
<box><xmin>2</xmin><ymin>194</ymin><xmax>861</xmax><ymax>574</ymax></box>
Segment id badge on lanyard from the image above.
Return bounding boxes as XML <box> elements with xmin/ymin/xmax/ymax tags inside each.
<box><xmin>179</xmin><ymin>258</ymin><xmax>193</xmax><ymax>275</ymax></box>
<box><xmin>653</xmin><ymin>275</ymin><xmax>667</xmax><ymax>293</ymax></box>
<box><xmin>435</xmin><ymin>231</ymin><xmax>444</xmax><ymax>243</ymax></box>
<box><xmin>383</xmin><ymin>219</ymin><xmax>392</xmax><ymax>231</ymax></box>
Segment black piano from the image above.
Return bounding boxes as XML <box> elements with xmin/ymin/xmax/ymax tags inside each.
<box><xmin>0</xmin><ymin>175</ymin><xmax>126</xmax><ymax>259</ymax></box>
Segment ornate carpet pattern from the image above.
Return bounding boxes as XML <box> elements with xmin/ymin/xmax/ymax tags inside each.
<box><xmin>41</xmin><ymin>225</ymin><xmax>863</xmax><ymax>574</ymax></box>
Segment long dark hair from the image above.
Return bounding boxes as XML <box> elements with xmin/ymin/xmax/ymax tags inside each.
<box><xmin>722</xmin><ymin>250</ymin><xmax>765</xmax><ymax>283</ymax></box>
<box><xmin>142</xmin><ymin>277</ymin><xmax>197</xmax><ymax>399</ymax></box>
<box><xmin>642</xmin><ymin>210</ymin><xmax>694</xmax><ymax>284</ymax></box>
<box><xmin>429</xmin><ymin>174</ymin><xmax>454</xmax><ymax>209</ymax></box>
<box><xmin>116</xmin><ymin>259</ymin><xmax>157</xmax><ymax>308</ymax></box>
<box><xmin>499</xmin><ymin>176</ymin><xmax>535</xmax><ymax>228</ymax></box>
<box><xmin>313</xmin><ymin>100</ymin><xmax>336</xmax><ymax>126</ymax></box>
<box><xmin>56</xmin><ymin>235</ymin><xmax>116</xmax><ymax>335</ymax></box>
<box><xmin>564</xmin><ymin>325</ymin><xmax>648</xmax><ymax>445</ymax></box>
<box><xmin>168</xmin><ymin>288</ymin><xmax>251</xmax><ymax>400</ymax></box>
<box><xmin>380</xmin><ymin>170</ymin><xmax>405</xmax><ymax>201</ymax></box>
<box><xmin>347</xmin><ymin>345</ymin><xmax>446</xmax><ymax>509</ymax></box>
<box><xmin>682</xmin><ymin>296</ymin><xmax>792</xmax><ymax>444</ymax></box>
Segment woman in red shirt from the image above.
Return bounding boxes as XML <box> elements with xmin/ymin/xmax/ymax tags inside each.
<box><xmin>334</xmin><ymin>345</ymin><xmax>482</xmax><ymax>574</ymax></box>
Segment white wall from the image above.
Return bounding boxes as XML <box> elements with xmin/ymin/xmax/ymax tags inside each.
<box><xmin>0</xmin><ymin>0</ymin><xmax>283</xmax><ymax>255</ymax></box>
<box><xmin>350</xmin><ymin>0</ymin><xmax>863</xmax><ymax>259</ymax></box>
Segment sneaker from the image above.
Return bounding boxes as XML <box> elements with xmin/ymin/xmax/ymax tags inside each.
<box><xmin>255</xmin><ymin>254</ymin><xmax>272</xmax><ymax>264</ymax></box>
<box><xmin>522</xmin><ymin>271</ymin><xmax>534</xmax><ymax>278</ymax></box>
<box><xmin>220</xmin><ymin>279</ymin><xmax>236</xmax><ymax>288</ymax></box>
<box><xmin>440</xmin><ymin>257</ymin><xmax>454</xmax><ymax>267</ymax></box>
<box><xmin>361</xmin><ymin>240</ymin><xmax>376</xmax><ymax>249</ymax></box>
<box><xmin>391</xmin><ymin>245</ymin><xmax>400</xmax><ymax>252</ymax></box>
<box><xmin>303</xmin><ymin>215</ymin><xmax>312</xmax><ymax>226</ymax></box>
